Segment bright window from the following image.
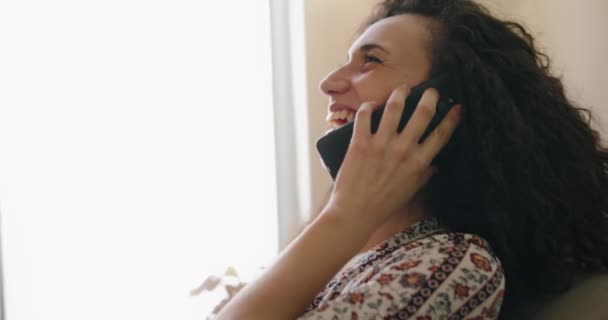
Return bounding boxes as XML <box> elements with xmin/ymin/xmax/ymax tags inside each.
<box><xmin>0</xmin><ymin>1</ymin><xmax>279</xmax><ymax>319</ymax></box>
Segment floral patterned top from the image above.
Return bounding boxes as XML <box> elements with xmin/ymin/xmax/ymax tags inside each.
<box><xmin>297</xmin><ymin>218</ymin><xmax>505</xmax><ymax>319</ymax></box>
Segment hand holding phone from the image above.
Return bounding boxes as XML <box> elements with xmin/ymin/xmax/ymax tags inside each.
<box><xmin>316</xmin><ymin>73</ymin><xmax>463</xmax><ymax>180</ymax></box>
<box><xmin>317</xmin><ymin>78</ymin><xmax>463</xmax><ymax>229</ymax></box>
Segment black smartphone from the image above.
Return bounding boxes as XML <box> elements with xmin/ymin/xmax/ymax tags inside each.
<box><xmin>316</xmin><ymin>73</ymin><xmax>463</xmax><ymax>180</ymax></box>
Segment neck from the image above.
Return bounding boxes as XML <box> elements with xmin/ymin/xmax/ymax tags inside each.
<box><xmin>357</xmin><ymin>195</ymin><xmax>431</xmax><ymax>254</ymax></box>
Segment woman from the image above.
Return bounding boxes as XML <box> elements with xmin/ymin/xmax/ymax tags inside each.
<box><xmin>216</xmin><ymin>0</ymin><xmax>608</xmax><ymax>319</ymax></box>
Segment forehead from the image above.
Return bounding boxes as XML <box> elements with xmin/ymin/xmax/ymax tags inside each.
<box><xmin>350</xmin><ymin>14</ymin><xmax>434</xmax><ymax>59</ymax></box>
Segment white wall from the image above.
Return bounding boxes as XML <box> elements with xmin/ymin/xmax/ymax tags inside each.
<box><xmin>481</xmin><ymin>0</ymin><xmax>608</xmax><ymax>133</ymax></box>
<box><xmin>301</xmin><ymin>0</ymin><xmax>608</xmax><ymax>219</ymax></box>
<box><xmin>301</xmin><ymin>0</ymin><xmax>378</xmax><ymax>218</ymax></box>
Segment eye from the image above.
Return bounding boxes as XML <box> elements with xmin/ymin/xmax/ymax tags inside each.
<box><xmin>363</xmin><ymin>54</ymin><xmax>383</xmax><ymax>64</ymax></box>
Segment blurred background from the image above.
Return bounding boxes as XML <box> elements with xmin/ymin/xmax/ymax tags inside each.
<box><xmin>0</xmin><ymin>0</ymin><xmax>605</xmax><ymax>319</ymax></box>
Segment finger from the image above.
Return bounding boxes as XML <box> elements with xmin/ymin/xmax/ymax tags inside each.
<box><xmin>377</xmin><ymin>85</ymin><xmax>410</xmax><ymax>139</ymax></box>
<box><xmin>398</xmin><ymin>88</ymin><xmax>440</xmax><ymax>146</ymax></box>
<box><xmin>351</xmin><ymin>101</ymin><xmax>376</xmax><ymax>143</ymax></box>
<box><xmin>418</xmin><ymin>104</ymin><xmax>462</xmax><ymax>159</ymax></box>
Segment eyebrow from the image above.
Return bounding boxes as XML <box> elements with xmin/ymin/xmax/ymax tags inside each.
<box><xmin>348</xmin><ymin>43</ymin><xmax>390</xmax><ymax>59</ymax></box>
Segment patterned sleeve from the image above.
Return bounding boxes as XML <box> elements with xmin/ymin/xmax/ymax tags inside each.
<box><xmin>296</xmin><ymin>234</ymin><xmax>506</xmax><ymax>320</ymax></box>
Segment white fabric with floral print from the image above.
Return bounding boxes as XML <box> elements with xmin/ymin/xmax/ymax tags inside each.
<box><xmin>297</xmin><ymin>218</ymin><xmax>505</xmax><ymax>320</ymax></box>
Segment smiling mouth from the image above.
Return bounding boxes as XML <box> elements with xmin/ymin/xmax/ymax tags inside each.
<box><xmin>327</xmin><ymin>109</ymin><xmax>356</xmax><ymax>128</ymax></box>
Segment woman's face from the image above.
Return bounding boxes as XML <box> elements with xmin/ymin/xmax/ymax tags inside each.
<box><xmin>320</xmin><ymin>14</ymin><xmax>434</xmax><ymax>128</ymax></box>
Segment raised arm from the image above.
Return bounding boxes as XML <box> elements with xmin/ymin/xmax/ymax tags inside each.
<box><xmin>215</xmin><ymin>86</ymin><xmax>462</xmax><ymax>320</ymax></box>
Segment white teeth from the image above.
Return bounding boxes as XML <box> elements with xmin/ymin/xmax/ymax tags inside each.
<box><xmin>328</xmin><ymin>109</ymin><xmax>355</xmax><ymax>122</ymax></box>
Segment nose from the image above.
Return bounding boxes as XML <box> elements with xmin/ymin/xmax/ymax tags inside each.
<box><xmin>319</xmin><ymin>66</ymin><xmax>350</xmax><ymax>97</ymax></box>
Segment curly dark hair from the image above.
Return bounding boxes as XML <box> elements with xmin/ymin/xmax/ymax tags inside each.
<box><xmin>358</xmin><ymin>0</ymin><xmax>608</xmax><ymax>318</ymax></box>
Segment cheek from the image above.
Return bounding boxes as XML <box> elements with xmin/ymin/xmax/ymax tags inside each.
<box><xmin>352</xmin><ymin>73</ymin><xmax>399</xmax><ymax>105</ymax></box>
